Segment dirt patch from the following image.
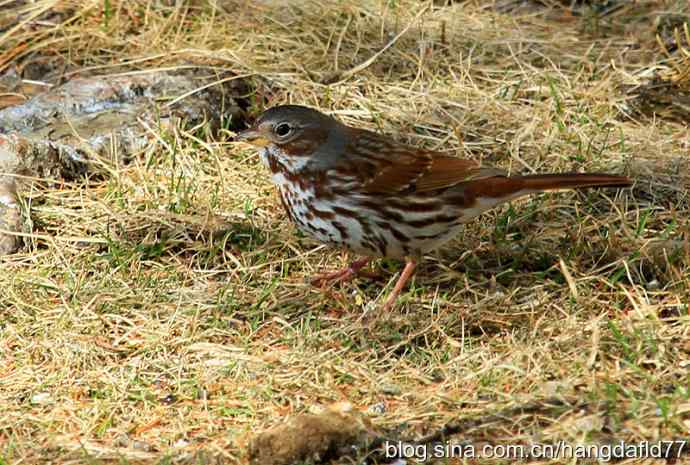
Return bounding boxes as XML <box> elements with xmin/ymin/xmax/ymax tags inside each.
<box><xmin>248</xmin><ymin>403</ymin><xmax>376</xmax><ymax>465</ymax></box>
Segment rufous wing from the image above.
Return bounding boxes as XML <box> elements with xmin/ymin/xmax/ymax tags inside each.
<box><xmin>345</xmin><ymin>128</ymin><xmax>506</xmax><ymax>195</ymax></box>
<box><xmin>413</xmin><ymin>156</ymin><xmax>507</xmax><ymax>192</ymax></box>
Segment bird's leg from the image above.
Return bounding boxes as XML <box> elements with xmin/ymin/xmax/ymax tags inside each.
<box><xmin>381</xmin><ymin>259</ymin><xmax>417</xmax><ymax>311</ymax></box>
<box><xmin>310</xmin><ymin>257</ymin><xmax>373</xmax><ymax>287</ymax></box>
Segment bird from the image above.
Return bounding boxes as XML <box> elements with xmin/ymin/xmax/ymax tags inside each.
<box><xmin>236</xmin><ymin>105</ymin><xmax>631</xmax><ymax>311</ymax></box>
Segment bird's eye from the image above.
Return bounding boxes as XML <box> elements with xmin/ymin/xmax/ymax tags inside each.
<box><xmin>274</xmin><ymin>122</ymin><xmax>292</xmax><ymax>137</ymax></box>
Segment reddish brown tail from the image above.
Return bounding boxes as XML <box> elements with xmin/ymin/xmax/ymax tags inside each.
<box><xmin>464</xmin><ymin>172</ymin><xmax>631</xmax><ymax>201</ymax></box>
<box><xmin>517</xmin><ymin>173</ymin><xmax>632</xmax><ymax>191</ymax></box>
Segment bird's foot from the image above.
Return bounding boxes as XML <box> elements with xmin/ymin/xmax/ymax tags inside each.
<box><xmin>380</xmin><ymin>259</ymin><xmax>417</xmax><ymax>312</ymax></box>
<box><xmin>310</xmin><ymin>258</ymin><xmax>373</xmax><ymax>288</ymax></box>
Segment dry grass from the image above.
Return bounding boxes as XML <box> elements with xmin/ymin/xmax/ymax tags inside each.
<box><xmin>1</xmin><ymin>0</ymin><xmax>689</xmax><ymax>464</ymax></box>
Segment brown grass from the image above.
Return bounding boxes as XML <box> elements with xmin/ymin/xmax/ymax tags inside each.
<box><xmin>1</xmin><ymin>1</ymin><xmax>689</xmax><ymax>464</ymax></box>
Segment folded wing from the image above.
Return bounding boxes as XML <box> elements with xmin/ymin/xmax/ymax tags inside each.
<box><xmin>344</xmin><ymin>128</ymin><xmax>506</xmax><ymax>194</ymax></box>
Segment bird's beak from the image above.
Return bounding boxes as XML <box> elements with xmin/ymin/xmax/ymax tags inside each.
<box><xmin>236</xmin><ymin>127</ymin><xmax>270</xmax><ymax>147</ymax></box>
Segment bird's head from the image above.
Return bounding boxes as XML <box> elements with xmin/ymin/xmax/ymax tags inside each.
<box><xmin>236</xmin><ymin>105</ymin><xmax>343</xmax><ymax>157</ymax></box>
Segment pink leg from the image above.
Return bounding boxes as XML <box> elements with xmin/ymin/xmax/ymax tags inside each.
<box><xmin>310</xmin><ymin>257</ymin><xmax>372</xmax><ymax>287</ymax></box>
<box><xmin>381</xmin><ymin>259</ymin><xmax>417</xmax><ymax>311</ymax></box>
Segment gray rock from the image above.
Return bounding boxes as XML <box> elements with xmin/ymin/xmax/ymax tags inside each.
<box><xmin>381</xmin><ymin>383</ymin><xmax>402</xmax><ymax>396</ymax></box>
<box><xmin>0</xmin><ymin>173</ymin><xmax>20</xmax><ymax>255</ymax></box>
<box><xmin>368</xmin><ymin>401</ymin><xmax>387</xmax><ymax>415</ymax></box>
<box><xmin>0</xmin><ymin>70</ymin><xmax>246</xmax><ymax>255</ymax></box>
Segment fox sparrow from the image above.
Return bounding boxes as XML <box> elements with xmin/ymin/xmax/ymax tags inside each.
<box><xmin>237</xmin><ymin>105</ymin><xmax>631</xmax><ymax>310</ymax></box>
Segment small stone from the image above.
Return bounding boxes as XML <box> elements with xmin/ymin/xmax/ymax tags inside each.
<box><xmin>30</xmin><ymin>392</ymin><xmax>52</xmax><ymax>405</ymax></box>
<box><xmin>131</xmin><ymin>440</ymin><xmax>151</xmax><ymax>451</ymax></box>
<box><xmin>573</xmin><ymin>414</ymin><xmax>603</xmax><ymax>433</ymax></box>
<box><xmin>114</xmin><ymin>434</ymin><xmax>130</xmax><ymax>448</ymax></box>
<box><xmin>380</xmin><ymin>384</ymin><xmax>401</xmax><ymax>396</ymax></box>
<box><xmin>541</xmin><ymin>381</ymin><xmax>570</xmax><ymax>397</ymax></box>
<box><xmin>368</xmin><ymin>402</ymin><xmax>386</xmax><ymax>415</ymax></box>
<box><xmin>173</xmin><ymin>438</ymin><xmax>190</xmax><ymax>448</ymax></box>
<box><xmin>646</xmin><ymin>279</ymin><xmax>660</xmax><ymax>290</ymax></box>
